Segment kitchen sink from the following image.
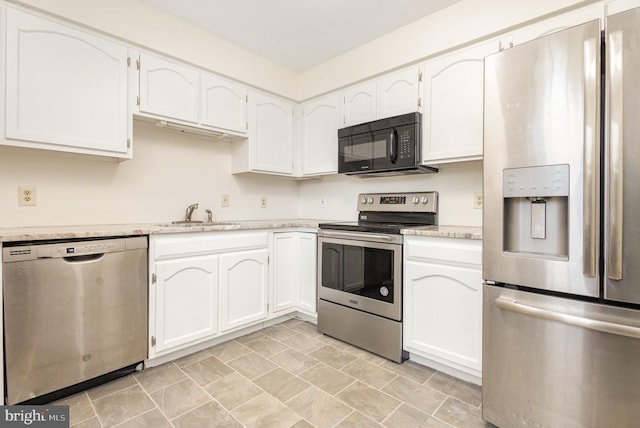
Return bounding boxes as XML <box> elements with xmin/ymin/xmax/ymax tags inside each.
<box><xmin>155</xmin><ymin>221</ymin><xmax>237</xmax><ymax>227</ymax></box>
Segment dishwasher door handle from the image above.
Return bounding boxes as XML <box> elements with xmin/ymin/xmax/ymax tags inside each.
<box><xmin>496</xmin><ymin>297</ymin><xmax>640</xmax><ymax>339</ymax></box>
<box><xmin>63</xmin><ymin>253</ymin><xmax>105</xmax><ymax>263</ymax></box>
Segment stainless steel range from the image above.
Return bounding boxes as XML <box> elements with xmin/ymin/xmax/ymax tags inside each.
<box><xmin>317</xmin><ymin>192</ymin><xmax>438</xmax><ymax>363</ymax></box>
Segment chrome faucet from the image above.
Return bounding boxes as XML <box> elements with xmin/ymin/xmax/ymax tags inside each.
<box><xmin>205</xmin><ymin>209</ymin><xmax>213</xmax><ymax>223</ymax></box>
<box><xmin>184</xmin><ymin>203</ymin><xmax>198</xmax><ymax>221</ymax></box>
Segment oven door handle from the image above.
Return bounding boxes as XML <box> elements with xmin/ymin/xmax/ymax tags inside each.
<box><xmin>319</xmin><ymin>230</ymin><xmax>394</xmax><ymax>241</ymax></box>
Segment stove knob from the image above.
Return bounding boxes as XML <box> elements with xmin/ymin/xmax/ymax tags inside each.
<box><xmin>367</xmin><ymin>197</ymin><xmax>374</xmax><ymax>204</ymax></box>
<box><xmin>421</xmin><ymin>196</ymin><xmax>429</xmax><ymax>204</ymax></box>
<box><xmin>412</xmin><ymin>196</ymin><xmax>420</xmax><ymax>204</ymax></box>
<box><xmin>360</xmin><ymin>197</ymin><xmax>368</xmax><ymax>204</ymax></box>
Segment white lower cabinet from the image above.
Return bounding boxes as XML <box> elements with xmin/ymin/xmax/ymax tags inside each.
<box><xmin>153</xmin><ymin>255</ymin><xmax>219</xmax><ymax>354</ymax></box>
<box><xmin>219</xmin><ymin>249</ymin><xmax>269</xmax><ymax>332</ymax></box>
<box><xmin>149</xmin><ymin>230</ymin><xmax>317</xmax><ymax>360</ymax></box>
<box><xmin>272</xmin><ymin>232</ymin><xmax>317</xmax><ymax>316</ymax></box>
<box><xmin>404</xmin><ymin>236</ymin><xmax>482</xmax><ymax>383</ymax></box>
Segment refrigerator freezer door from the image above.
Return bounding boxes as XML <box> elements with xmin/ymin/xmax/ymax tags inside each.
<box><xmin>483</xmin><ymin>285</ymin><xmax>640</xmax><ymax>427</ymax></box>
<box><xmin>483</xmin><ymin>20</ymin><xmax>601</xmax><ymax>297</ymax></box>
<box><xmin>605</xmin><ymin>7</ymin><xmax>640</xmax><ymax>304</ymax></box>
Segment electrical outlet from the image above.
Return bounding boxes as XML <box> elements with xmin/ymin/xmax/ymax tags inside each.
<box><xmin>320</xmin><ymin>197</ymin><xmax>327</xmax><ymax>208</ymax></box>
<box><xmin>221</xmin><ymin>193</ymin><xmax>229</xmax><ymax>207</ymax></box>
<box><xmin>18</xmin><ymin>185</ymin><xmax>37</xmax><ymax>206</ymax></box>
<box><xmin>260</xmin><ymin>196</ymin><xmax>267</xmax><ymax>208</ymax></box>
<box><xmin>474</xmin><ymin>192</ymin><xmax>483</xmax><ymax>209</ymax></box>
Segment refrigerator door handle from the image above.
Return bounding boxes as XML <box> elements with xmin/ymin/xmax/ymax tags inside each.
<box><xmin>608</xmin><ymin>29</ymin><xmax>624</xmax><ymax>281</ymax></box>
<box><xmin>583</xmin><ymin>36</ymin><xmax>599</xmax><ymax>278</ymax></box>
<box><xmin>495</xmin><ymin>297</ymin><xmax>640</xmax><ymax>339</ymax></box>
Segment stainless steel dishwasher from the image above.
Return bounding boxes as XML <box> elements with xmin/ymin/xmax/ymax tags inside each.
<box><xmin>2</xmin><ymin>236</ymin><xmax>148</xmax><ymax>405</ymax></box>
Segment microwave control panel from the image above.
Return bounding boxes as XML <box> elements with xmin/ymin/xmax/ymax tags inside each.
<box><xmin>398</xmin><ymin>129</ymin><xmax>414</xmax><ymax>160</ymax></box>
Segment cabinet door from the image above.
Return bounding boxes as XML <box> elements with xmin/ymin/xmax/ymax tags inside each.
<box><xmin>300</xmin><ymin>95</ymin><xmax>339</xmax><ymax>176</ymax></box>
<box><xmin>342</xmin><ymin>81</ymin><xmax>377</xmax><ymax>126</ymax></box>
<box><xmin>201</xmin><ymin>73</ymin><xmax>247</xmax><ymax>134</ymax></box>
<box><xmin>220</xmin><ymin>249</ymin><xmax>269</xmax><ymax>331</ymax></box>
<box><xmin>422</xmin><ymin>40</ymin><xmax>498</xmax><ymax>163</ymax></box>
<box><xmin>377</xmin><ymin>66</ymin><xmax>422</xmax><ymax>118</ymax></box>
<box><xmin>272</xmin><ymin>232</ymin><xmax>317</xmax><ymax>315</ymax></box>
<box><xmin>152</xmin><ymin>255</ymin><xmax>219</xmax><ymax>355</ymax></box>
<box><xmin>5</xmin><ymin>8</ymin><xmax>130</xmax><ymax>156</ymax></box>
<box><xmin>297</xmin><ymin>233</ymin><xmax>318</xmax><ymax>314</ymax></box>
<box><xmin>404</xmin><ymin>260</ymin><xmax>482</xmax><ymax>373</ymax></box>
<box><xmin>139</xmin><ymin>53</ymin><xmax>199</xmax><ymax>123</ymax></box>
<box><xmin>249</xmin><ymin>92</ymin><xmax>294</xmax><ymax>174</ymax></box>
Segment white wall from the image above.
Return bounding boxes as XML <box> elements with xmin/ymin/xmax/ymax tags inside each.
<box><xmin>298</xmin><ymin>162</ymin><xmax>482</xmax><ymax>226</ymax></box>
<box><xmin>0</xmin><ymin>122</ymin><xmax>299</xmax><ymax>227</ymax></box>
<box><xmin>298</xmin><ymin>0</ymin><xmax>595</xmax><ymax>99</ymax></box>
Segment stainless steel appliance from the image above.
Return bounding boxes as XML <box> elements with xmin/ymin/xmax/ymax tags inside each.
<box><xmin>338</xmin><ymin>112</ymin><xmax>438</xmax><ymax>177</ymax></box>
<box><xmin>483</xmin><ymin>9</ymin><xmax>640</xmax><ymax>427</ymax></box>
<box><xmin>2</xmin><ymin>236</ymin><xmax>148</xmax><ymax>404</ymax></box>
<box><xmin>318</xmin><ymin>192</ymin><xmax>438</xmax><ymax>362</ymax></box>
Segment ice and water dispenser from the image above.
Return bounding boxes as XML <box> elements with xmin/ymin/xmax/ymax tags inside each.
<box><xmin>503</xmin><ymin>164</ymin><xmax>569</xmax><ymax>259</ymax></box>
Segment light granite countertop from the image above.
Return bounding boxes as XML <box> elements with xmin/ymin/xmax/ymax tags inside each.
<box><xmin>0</xmin><ymin>219</ymin><xmax>323</xmax><ymax>242</ymax></box>
<box><xmin>0</xmin><ymin>220</ymin><xmax>482</xmax><ymax>242</ymax></box>
<box><xmin>402</xmin><ymin>225</ymin><xmax>482</xmax><ymax>240</ymax></box>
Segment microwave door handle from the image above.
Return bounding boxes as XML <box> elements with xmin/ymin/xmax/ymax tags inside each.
<box><xmin>389</xmin><ymin>129</ymin><xmax>398</xmax><ymax>163</ymax></box>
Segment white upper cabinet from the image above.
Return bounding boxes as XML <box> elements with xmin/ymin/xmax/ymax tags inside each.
<box><xmin>4</xmin><ymin>8</ymin><xmax>131</xmax><ymax>158</ymax></box>
<box><xmin>300</xmin><ymin>94</ymin><xmax>340</xmax><ymax>176</ymax></box>
<box><xmin>233</xmin><ymin>90</ymin><xmax>294</xmax><ymax>175</ymax></box>
<box><xmin>341</xmin><ymin>65</ymin><xmax>422</xmax><ymax>127</ymax></box>
<box><xmin>377</xmin><ymin>66</ymin><xmax>423</xmax><ymax>118</ymax></box>
<box><xmin>342</xmin><ymin>81</ymin><xmax>377</xmax><ymax>126</ymax></box>
<box><xmin>421</xmin><ymin>40</ymin><xmax>498</xmax><ymax>164</ymax></box>
<box><xmin>138</xmin><ymin>53</ymin><xmax>200</xmax><ymax>124</ymax></box>
<box><xmin>201</xmin><ymin>73</ymin><xmax>247</xmax><ymax>134</ymax></box>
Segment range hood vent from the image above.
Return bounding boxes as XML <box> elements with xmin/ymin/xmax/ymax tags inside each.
<box><xmin>154</xmin><ymin>120</ymin><xmax>229</xmax><ymax>139</ymax></box>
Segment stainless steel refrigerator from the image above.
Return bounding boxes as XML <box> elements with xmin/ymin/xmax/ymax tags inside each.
<box><xmin>483</xmin><ymin>7</ymin><xmax>640</xmax><ymax>427</ymax></box>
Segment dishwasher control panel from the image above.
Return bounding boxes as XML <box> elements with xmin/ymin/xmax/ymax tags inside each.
<box><xmin>3</xmin><ymin>237</ymin><xmax>143</xmax><ymax>262</ymax></box>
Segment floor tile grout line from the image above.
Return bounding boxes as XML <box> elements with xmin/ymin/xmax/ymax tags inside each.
<box><xmin>130</xmin><ymin>370</ymin><xmax>178</xmax><ymax>428</ymax></box>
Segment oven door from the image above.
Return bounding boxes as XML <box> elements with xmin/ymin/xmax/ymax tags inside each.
<box><xmin>317</xmin><ymin>230</ymin><xmax>402</xmax><ymax>320</ymax></box>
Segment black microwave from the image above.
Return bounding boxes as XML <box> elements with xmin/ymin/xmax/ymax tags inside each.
<box><xmin>337</xmin><ymin>112</ymin><xmax>437</xmax><ymax>177</ymax></box>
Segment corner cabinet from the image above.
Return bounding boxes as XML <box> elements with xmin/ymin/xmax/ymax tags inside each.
<box><xmin>271</xmin><ymin>232</ymin><xmax>317</xmax><ymax>316</ymax></box>
<box><xmin>232</xmin><ymin>91</ymin><xmax>294</xmax><ymax>175</ymax></box>
<box><xmin>403</xmin><ymin>236</ymin><xmax>482</xmax><ymax>384</ymax></box>
<box><xmin>3</xmin><ymin>7</ymin><xmax>132</xmax><ymax>158</ymax></box>
<box><xmin>421</xmin><ymin>40</ymin><xmax>498</xmax><ymax>164</ymax></box>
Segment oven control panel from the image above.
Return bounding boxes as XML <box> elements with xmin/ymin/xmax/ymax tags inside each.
<box><xmin>357</xmin><ymin>192</ymin><xmax>438</xmax><ymax>213</ymax></box>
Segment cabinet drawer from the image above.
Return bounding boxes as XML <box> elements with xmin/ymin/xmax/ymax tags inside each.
<box><xmin>404</xmin><ymin>237</ymin><xmax>481</xmax><ymax>266</ymax></box>
<box><xmin>152</xmin><ymin>232</ymin><xmax>268</xmax><ymax>260</ymax></box>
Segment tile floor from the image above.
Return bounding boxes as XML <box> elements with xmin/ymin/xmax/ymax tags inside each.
<box><xmin>54</xmin><ymin>318</ymin><xmax>492</xmax><ymax>428</ymax></box>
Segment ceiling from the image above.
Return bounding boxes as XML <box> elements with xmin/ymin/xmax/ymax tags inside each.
<box><xmin>143</xmin><ymin>0</ymin><xmax>461</xmax><ymax>72</ymax></box>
